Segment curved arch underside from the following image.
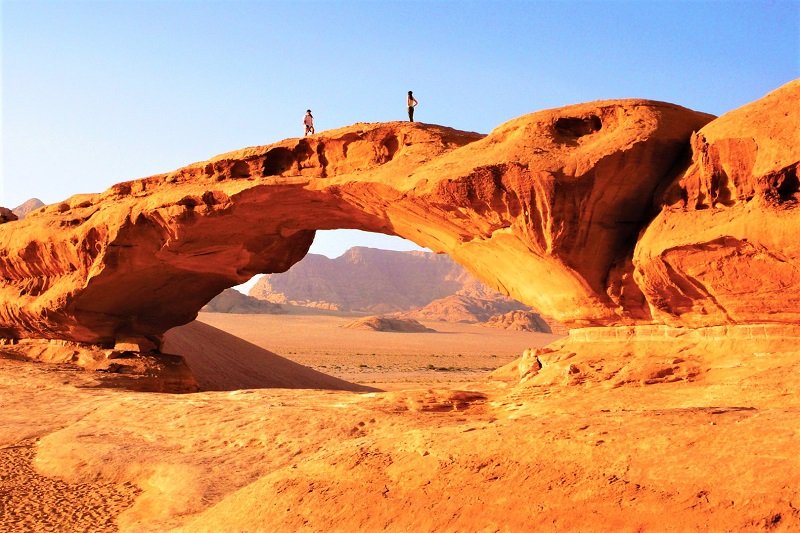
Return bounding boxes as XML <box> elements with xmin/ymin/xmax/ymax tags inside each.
<box><xmin>2</xmin><ymin>81</ymin><xmax>798</xmax><ymax>345</ymax></box>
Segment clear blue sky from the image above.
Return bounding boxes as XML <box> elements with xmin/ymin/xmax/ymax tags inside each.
<box><xmin>2</xmin><ymin>0</ymin><xmax>799</xmax><ymax>258</ymax></box>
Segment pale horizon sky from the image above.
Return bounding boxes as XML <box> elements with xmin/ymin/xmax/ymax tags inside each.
<box><xmin>3</xmin><ymin>0</ymin><xmax>799</xmax><ymax>259</ymax></box>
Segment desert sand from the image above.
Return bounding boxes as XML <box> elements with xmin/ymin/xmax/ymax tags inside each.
<box><xmin>2</xmin><ymin>319</ymin><xmax>799</xmax><ymax>531</ymax></box>
<box><xmin>195</xmin><ymin>312</ymin><xmax>560</xmax><ymax>389</ymax></box>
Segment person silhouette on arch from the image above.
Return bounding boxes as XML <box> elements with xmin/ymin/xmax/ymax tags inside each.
<box><xmin>304</xmin><ymin>109</ymin><xmax>315</xmax><ymax>135</ymax></box>
<box><xmin>407</xmin><ymin>91</ymin><xmax>418</xmax><ymax>122</ymax></box>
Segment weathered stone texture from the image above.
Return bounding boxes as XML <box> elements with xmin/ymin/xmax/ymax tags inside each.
<box><xmin>2</xmin><ymin>81</ymin><xmax>797</xmax><ymax>345</ymax></box>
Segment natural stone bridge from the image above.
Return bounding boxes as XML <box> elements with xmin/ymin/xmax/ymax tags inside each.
<box><xmin>1</xmin><ymin>80</ymin><xmax>797</xmax><ymax>346</ymax></box>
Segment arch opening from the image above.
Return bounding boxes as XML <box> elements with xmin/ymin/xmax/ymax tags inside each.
<box><xmin>198</xmin><ymin>229</ymin><xmax>559</xmax><ymax>391</ymax></box>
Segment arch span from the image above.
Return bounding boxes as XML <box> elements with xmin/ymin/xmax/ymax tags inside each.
<box><xmin>0</xmin><ymin>100</ymin><xmax>713</xmax><ymax>344</ymax></box>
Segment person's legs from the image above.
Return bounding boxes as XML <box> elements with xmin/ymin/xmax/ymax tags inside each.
<box><xmin>408</xmin><ymin>106</ymin><xmax>414</xmax><ymax>122</ymax></box>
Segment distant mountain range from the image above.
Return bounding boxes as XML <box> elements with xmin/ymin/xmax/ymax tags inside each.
<box><xmin>12</xmin><ymin>198</ymin><xmax>45</xmax><ymax>219</ymax></box>
<box><xmin>238</xmin><ymin>247</ymin><xmax>553</xmax><ymax>331</ymax></box>
<box><xmin>249</xmin><ymin>247</ymin><xmax>485</xmax><ymax>313</ymax></box>
<box><xmin>203</xmin><ymin>288</ymin><xmax>285</xmax><ymax>315</ymax></box>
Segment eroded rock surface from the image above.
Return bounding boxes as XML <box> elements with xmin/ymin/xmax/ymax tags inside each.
<box><xmin>9</xmin><ymin>84</ymin><xmax>799</xmax><ymax>345</ymax></box>
<box><xmin>0</xmin><ymin>208</ymin><xmax>18</xmax><ymax>224</ymax></box>
<box><xmin>634</xmin><ymin>80</ymin><xmax>800</xmax><ymax>326</ymax></box>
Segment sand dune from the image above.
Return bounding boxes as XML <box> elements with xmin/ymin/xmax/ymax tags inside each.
<box><xmin>162</xmin><ymin>321</ymin><xmax>375</xmax><ymax>392</ymax></box>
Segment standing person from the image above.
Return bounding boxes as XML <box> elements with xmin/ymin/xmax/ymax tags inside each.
<box><xmin>407</xmin><ymin>91</ymin><xmax>418</xmax><ymax>122</ymax></box>
<box><xmin>304</xmin><ymin>109</ymin><xmax>315</xmax><ymax>136</ymax></box>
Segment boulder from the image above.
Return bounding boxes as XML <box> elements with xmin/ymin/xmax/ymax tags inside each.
<box><xmin>0</xmin><ymin>207</ymin><xmax>18</xmax><ymax>224</ymax></box>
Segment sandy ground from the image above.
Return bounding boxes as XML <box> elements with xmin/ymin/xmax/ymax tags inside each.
<box><xmin>1</xmin><ymin>320</ymin><xmax>799</xmax><ymax>532</ymax></box>
<box><xmin>0</xmin><ymin>439</ymin><xmax>139</xmax><ymax>531</ymax></box>
<box><xmin>197</xmin><ymin>312</ymin><xmax>561</xmax><ymax>389</ymax></box>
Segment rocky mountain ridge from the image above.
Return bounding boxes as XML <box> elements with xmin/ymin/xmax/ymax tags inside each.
<box><xmin>12</xmin><ymin>198</ymin><xmax>45</xmax><ymax>219</ymax></box>
<box><xmin>247</xmin><ymin>246</ymin><xmax>528</xmax><ymax>317</ymax></box>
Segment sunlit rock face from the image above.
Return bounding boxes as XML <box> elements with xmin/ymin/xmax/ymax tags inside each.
<box><xmin>0</xmin><ymin>123</ymin><xmax>479</xmax><ymax>344</ymax></box>
<box><xmin>634</xmin><ymin>80</ymin><xmax>800</xmax><ymax>327</ymax></box>
<box><xmin>13</xmin><ymin>84</ymin><xmax>794</xmax><ymax>346</ymax></box>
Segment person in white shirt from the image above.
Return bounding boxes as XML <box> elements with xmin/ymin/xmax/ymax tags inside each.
<box><xmin>407</xmin><ymin>91</ymin><xmax>418</xmax><ymax>122</ymax></box>
<box><xmin>304</xmin><ymin>109</ymin><xmax>315</xmax><ymax>135</ymax></box>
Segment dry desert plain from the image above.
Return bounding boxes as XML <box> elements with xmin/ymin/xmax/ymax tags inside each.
<box><xmin>196</xmin><ymin>312</ymin><xmax>561</xmax><ymax>389</ymax></box>
<box><xmin>2</xmin><ymin>312</ymin><xmax>800</xmax><ymax>531</ymax></box>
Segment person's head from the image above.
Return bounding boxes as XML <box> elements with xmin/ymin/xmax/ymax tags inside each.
<box><xmin>306</xmin><ymin>109</ymin><xmax>312</xmax><ymax>114</ymax></box>
<box><xmin>408</xmin><ymin>91</ymin><xmax>413</xmax><ymax>96</ymax></box>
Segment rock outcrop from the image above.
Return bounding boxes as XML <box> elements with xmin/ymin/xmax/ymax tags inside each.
<box><xmin>203</xmin><ymin>288</ymin><xmax>285</xmax><ymax>314</ymax></box>
<box><xmin>342</xmin><ymin>316</ymin><xmax>435</xmax><ymax>333</ymax></box>
<box><xmin>0</xmin><ymin>338</ymin><xmax>198</xmax><ymax>393</ymax></box>
<box><xmin>483</xmin><ymin>310</ymin><xmax>552</xmax><ymax>332</ymax></box>
<box><xmin>4</xmin><ymin>81</ymin><xmax>797</xmax><ymax>346</ymax></box>
<box><xmin>404</xmin><ymin>292</ymin><xmax>529</xmax><ymax>323</ymax></box>
<box><xmin>249</xmin><ymin>248</ymin><xmax>476</xmax><ymax>313</ymax></box>
<box><xmin>632</xmin><ymin>80</ymin><xmax>800</xmax><ymax>326</ymax></box>
<box><xmin>0</xmin><ymin>208</ymin><xmax>18</xmax><ymax>224</ymax></box>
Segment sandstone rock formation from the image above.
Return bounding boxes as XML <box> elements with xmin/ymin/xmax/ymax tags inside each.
<box><xmin>203</xmin><ymin>288</ymin><xmax>285</xmax><ymax>314</ymax></box>
<box><xmin>0</xmin><ymin>207</ymin><xmax>17</xmax><ymax>224</ymax></box>
<box><xmin>632</xmin><ymin>80</ymin><xmax>800</xmax><ymax>326</ymax></box>
<box><xmin>0</xmin><ymin>337</ymin><xmax>198</xmax><ymax>393</ymax></box>
<box><xmin>5</xmin><ymin>82</ymin><xmax>798</xmax><ymax>346</ymax></box>
<box><xmin>403</xmin><ymin>291</ymin><xmax>528</xmax><ymax>323</ymax></box>
<box><xmin>483</xmin><ymin>310</ymin><xmax>552</xmax><ymax>332</ymax></box>
<box><xmin>0</xmin><ymin>123</ymin><xmax>480</xmax><ymax>344</ymax></box>
<box><xmin>342</xmin><ymin>316</ymin><xmax>435</xmax><ymax>333</ymax></box>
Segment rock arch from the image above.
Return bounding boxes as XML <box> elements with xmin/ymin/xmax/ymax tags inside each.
<box><xmin>7</xmin><ymin>91</ymin><xmax>793</xmax><ymax>346</ymax></box>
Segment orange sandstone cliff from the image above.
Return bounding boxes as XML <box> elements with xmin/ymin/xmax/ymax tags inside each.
<box><xmin>633</xmin><ymin>80</ymin><xmax>800</xmax><ymax>326</ymax></box>
<box><xmin>0</xmin><ymin>81</ymin><xmax>797</xmax><ymax>347</ymax></box>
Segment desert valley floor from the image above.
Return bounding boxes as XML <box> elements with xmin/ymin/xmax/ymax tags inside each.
<box><xmin>197</xmin><ymin>312</ymin><xmax>562</xmax><ymax>389</ymax></box>
<box><xmin>2</xmin><ymin>313</ymin><xmax>799</xmax><ymax>532</ymax></box>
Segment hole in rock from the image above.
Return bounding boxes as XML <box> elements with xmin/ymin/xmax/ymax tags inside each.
<box><xmin>230</xmin><ymin>160</ymin><xmax>251</xmax><ymax>179</ymax></box>
<box><xmin>554</xmin><ymin>115</ymin><xmax>602</xmax><ymax>138</ymax></box>
<box><xmin>379</xmin><ymin>135</ymin><xmax>400</xmax><ymax>163</ymax></box>
<box><xmin>189</xmin><ymin>230</ymin><xmax>561</xmax><ymax>392</ymax></box>
<box><xmin>262</xmin><ymin>147</ymin><xmax>296</xmax><ymax>176</ymax></box>
<box><xmin>775</xmin><ymin>165</ymin><xmax>799</xmax><ymax>202</ymax></box>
